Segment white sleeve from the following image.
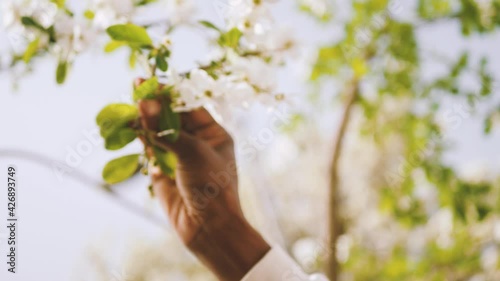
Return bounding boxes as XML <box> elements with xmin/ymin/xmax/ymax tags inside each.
<box><xmin>241</xmin><ymin>245</ymin><xmax>329</xmax><ymax>281</ymax></box>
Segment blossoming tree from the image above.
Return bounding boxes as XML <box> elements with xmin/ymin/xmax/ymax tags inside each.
<box><xmin>3</xmin><ymin>0</ymin><xmax>500</xmax><ymax>280</ymax></box>
<box><xmin>294</xmin><ymin>0</ymin><xmax>500</xmax><ymax>280</ymax></box>
<box><xmin>2</xmin><ymin>0</ymin><xmax>295</xmax><ymax>186</ymax></box>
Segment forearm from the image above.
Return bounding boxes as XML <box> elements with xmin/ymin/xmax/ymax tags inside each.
<box><xmin>187</xmin><ymin>215</ymin><xmax>270</xmax><ymax>281</ymax></box>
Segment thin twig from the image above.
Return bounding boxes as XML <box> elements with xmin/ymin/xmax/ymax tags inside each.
<box><xmin>327</xmin><ymin>80</ymin><xmax>359</xmax><ymax>281</ymax></box>
<box><xmin>0</xmin><ymin>148</ymin><xmax>168</xmax><ymax>228</ymax></box>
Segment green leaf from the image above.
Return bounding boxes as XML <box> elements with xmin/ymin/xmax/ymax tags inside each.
<box><xmin>476</xmin><ymin>204</ymin><xmax>491</xmax><ymax>220</ymax></box>
<box><xmin>218</xmin><ymin>27</ymin><xmax>242</xmax><ymax>48</ymax></box>
<box><xmin>453</xmin><ymin>197</ymin><xmax>467</xmax><ymax>222</ymax></box>
<box><xmin>96</xmin><ymin>104</ymin><xmax>138</xmax><ymax>127</ymax></box>
<box><xmin>129</xmin><ymin>50</ymin><xmax>137</xmax><ymax>69</ymax></box>
<box><xmin>134</xmin><ymin>77</ymin><xmax>159</xmax><ymax>101</ymax></box>
<box><xmin>106</xmin><ymin>24</ymin><xmax>153</xmax><ymax>47</ymax></box>
<box><xmin>23</xmin><ymin>37</ymin><xmax>40</xmax><ymax>63</ymax></box>
<box><xmin>153</xmin><ymin>148</ymin><xmax>177</xmax><ymax>178</ymax></box>
<box><xmin>96</xmin><ymin>103</ymin><xmax>138</xmax><ymax>150</ymax></box>
<box><xmin>51</xmin><ymin>0</ymin><xmax>66</xmax><ymax>8</ymax></box>
<box><xmin>299</xmin><ymin>3</ymin><xmax>332</xmax><ymax>22</ymax></box>
<box><xmin>21</xmin><ymin>17</ymin><xmax>46</xmax><ymax>31</ymax></box>
<box><xmin>105</xmin><ymin>128</ymin><xmax>137</xmax><ymax>150</ymax></box>
<box><xmin>451</xmin><ymin>53</ymin><xmax>468</xmax><ymax>77</ymax></box>
<box><xmin>159</xmin><ymin>98</ymin><xmax>181</xmax><ymax>142</ymax></box>
<box><xmin>136</xmin><ymin>0</ymin><xmax>158</xmax><ymax>5</ymax></box>
<box><xmin>102</xmin><ymin>154</ymin><xmax>140</xmax><ymax>184</ymax></box>
<box><xmin>96</xmin><ymin>103</ymin><xmax>139</xmax><ymax>138</ymax></box>
<box><xmin>46</xmin><ymin>26</ymin><xmax>57</xmax><ymax>43</ymax></box>
<box><xmin>199</xmin><ymin>20</ymin><xmax>221</xmax><ymax>32</ymax></box>
<box><xmin>484</xmin><ymin>116</ymin><xmax>493</xmax><ymax>134</ymax></box>
<box><xmin>156</xmin><ymin>54</ymin><xmax>169</xmax><ymax>72</ymax></box>
<box><xmin>104</xmin><ymin>41</ymin><xmax>127</xmax><ymax>53</ymax></box>
<box><xmin>63</xmin><ymin>8</ymin><xmax>74</xmax><ymax>17</ymax></box>
<box><xmin>148</xmin><ymin>184</ymin><xmax>154</xmax><ymax>197</ymax></box>
<box><xmin>56</xmin><ymin>61</ymin><xmax>67</xmax><ymax>84</ymax></box>
<box><xmin>351</xmin><ymin>57</ymin><xmax>367</xmax><ymax>78</ymax></box>
<box><xmin>158</xmin><ymin>85</ymin><xmax>174</xmax><ymax>96</ymax></box>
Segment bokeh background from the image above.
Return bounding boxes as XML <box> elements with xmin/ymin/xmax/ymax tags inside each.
<box><xmin>1</xmin><ymin>0</ymin><xmax>500</xmax><ymax>280</ymax></box>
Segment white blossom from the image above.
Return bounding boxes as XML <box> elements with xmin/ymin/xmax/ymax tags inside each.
<box><xmin>2</xmin><ymin>0</ymin><xmax>57</xmax><ymax>30</ymax></box>
<box><xmin>458</xmin><ymin>162</ymin><xmax>492</xmax><ymax>183</ymax></box>
<box><xmin>336</xmin><ymin>235</ymin><xmax>353</xmax><ymax>263</ymax></box>
<box><xmin>223</xmin><ymin>0</ymin><xmax>279</xmax><ymax>26</ymax></box>
<box><xmin>167</xmin><ymin>0</ymin><xmax>197</xmax><ymax>25</ymax></box>
<box><xmin>224</xmin><ymin>0</ymin><xmax>255</xmax><ymax>26</ymax></box>
<box><xmin>245</xmin><ymin>25</ymin><xmax>296</xmax><ymax>56</ymax></box>
<box><xmin>52</xmin><ymin>12</ymin><xmax>97</xmax><ymax>56</ymax></box>
<box><xmin>469</xmin><ymin>275</ymin><xmax>486</xmax><ymax>281</ymax></box>
<box><xmin>299</xmin><ymin>0</ymin><xmax>331</xmax><ymax>19</ymax></box>
<box><xmin>481</xmin><ymin>244</ymin><xmax>499</xmax><ymax>271</ymax></box>
<box><xmin>173</xmin><ymin>69</ymin><xmax>224</xmax><ymax>111</ymax></box>
<box><xmin>406</xmin><ymin>227</ymin><xmax>427</xmax><ymax>259</ymax></box>
<box><xmin>53</xmin><ymin>12</ymin><xmax>75</xmax><ymax>37</ymax></box>
<box><xmin>89</xmin><ymin>0</ymin><xmax>135</xmax><ymax>29</ymax></box>
<box><xmin>292</xmin><ymin>237</ymin><xmax>323</xmax><ymax>270</ymax></box>
<box><xmin>227</xmin><ymin>4</ymin><xmax>296</xmax><ymax>57</ymax></box>
<box><xmin>230</xmin><ymin>56</ymin><xmax>277</xmax><ymax>93</ymax></box>
<box><xmin>427</xmin><ymin>208</ymin><xmax>454</xmax><ymax>249</ymax></box>
<box><xmin>2</xmin><ymin>0</ymin><xmax>24</xmax><ymax>30</ymax></box>
<box><xmin>219</xmin><ymin>79</ymin><xmax>256</xmax><ymax>107</ymax></box>
<box><xmin>494</xmin><ymin>220</ymin><xmax>500</xmax><ymax>243</ymax></box>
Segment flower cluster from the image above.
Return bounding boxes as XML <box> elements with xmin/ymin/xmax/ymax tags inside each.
<box><xmin>298</xmin><ymin>0</ymin><xmax>332</xmax><ymax>21</ymax></box>
<box><xmin>165</xmin><ymin>0</ymin><xmax>296</xmax><ymax>112</ymax></box>
<box><xmin>1</xmin><ymin>0</ymin><xmax>295</xmax><ymax>184</ymax></box>
<box><xmin>2</xmin><ymin>0</ymin><xmax>295</xmax><ymax>108</ymax></box>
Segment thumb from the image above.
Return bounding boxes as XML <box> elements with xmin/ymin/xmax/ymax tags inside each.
<box><xmin>138</xmin><ymin>99</ymin><xmax>200</xmax><ymax>159</ymax></box>
<box><xmin>139</xmin><ymin>99</ymin><xmax>162</xmax><ymax>131</ymax></box>
<box><xmin>150</xmin><ymin>164</ymin><xmax>184</xmax><ymax>223</ymax></box>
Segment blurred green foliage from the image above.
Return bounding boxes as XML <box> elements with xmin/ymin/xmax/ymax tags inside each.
<box><xmin>304</xmin><ymin>0</ymin><xmax>500</xmax><ymax>279</ymax></box>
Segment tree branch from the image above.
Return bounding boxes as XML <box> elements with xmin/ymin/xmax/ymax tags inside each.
<box><xmin>0</xmin><ymin>148</ymin><xmax>168</xmax><ymax>228</ymax></box>
<box><xmin>327</xmin><ymin>80</ymin><xmax>359</xmax><ymax>280</ymax></box>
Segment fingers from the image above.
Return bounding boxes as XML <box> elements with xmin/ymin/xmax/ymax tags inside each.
<box><xmin>139</xmin><ymin>99</ymin><xmax>201</xmax><ymax>159</ymax></box>
<box><xmin>136</xmin><ymin>79</ymin><xmax>229</xmax><ymax>157</ymax></box>
<box><xmin>134</xmin><ymin>78</ymin><xmax>146</xmax><ymax>87</ymax></box>
<box><xmin>181</xmin><ymin>108</ymin><xmax>233</xmax><ymax>147</ymax></box>
<box><xmin>150</xmin><ymin>165</ymin><xmax>183</xmax><ymax>223</ymax></box>
<box><xmin>139</xmin><ymin>99</ymin><xmax>162</xmax><ymax>131</ymax></box>
<box><xmin>136</xmin><ymin>78</ymin><xmax>221</xmax><ymax>133</ymax></box>
<box><xmin>136</xmin><ymin>77</ymin><xmax>224</xmax><ymax>136</ymax></box>
<box><xmin>141</xmin><ymin>105</ymin><xmax>184</xmax><ymax>222</ymax></box>
<box><xmin>181</xmin><ymin>107</ymin><xmax>218</xmax><ymax>132</ymax></box>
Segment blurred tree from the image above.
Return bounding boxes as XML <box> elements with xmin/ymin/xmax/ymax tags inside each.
<box><xmin>301</xmin><ymin>0</ymin><xmax>500</xmax><ymax>280</ymax></box>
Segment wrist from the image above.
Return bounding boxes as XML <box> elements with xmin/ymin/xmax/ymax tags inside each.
<box><xmin>188</xmin><ymin>214</ymin><xmax>270</xmax><ymax>281</ymax></box>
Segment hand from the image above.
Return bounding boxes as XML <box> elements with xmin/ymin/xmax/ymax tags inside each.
<box><xmin>137</xmin><ymin>79</ymin><xmax>270</xmax><ymax>281</ymax></box>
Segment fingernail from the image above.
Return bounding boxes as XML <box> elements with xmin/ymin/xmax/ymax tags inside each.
<box><xmin>134</xmin><ymin>78</ymin><xmax>145</xmax><ymax>87</ymax></box>
<box><xmin>140</xmin><ymin>100</ymin><xmax>161</xmax><ymax>117</ymax></box>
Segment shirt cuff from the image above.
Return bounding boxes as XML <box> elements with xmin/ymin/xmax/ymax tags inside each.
<box><xmin>241</xmin><ymin>245</ymin><xmax>329</xmax><ymax>281</ymax></box>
